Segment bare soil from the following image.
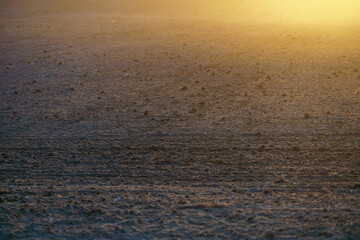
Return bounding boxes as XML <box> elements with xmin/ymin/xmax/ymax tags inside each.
<box><xmin>1</xmin><ymin>2</ymin><xmax>360</xmax><ymax>239</ymax></box>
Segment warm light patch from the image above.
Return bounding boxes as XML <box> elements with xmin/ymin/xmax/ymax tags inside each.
<box><xmin>269</xmin><ymin>0</ymin><xmax>360</xmax><ymax>24</ymax></box>
<box><xmin>199</xmin><ymin>0</ymin><xmax>360</xmax><ymax>25</ymax></box>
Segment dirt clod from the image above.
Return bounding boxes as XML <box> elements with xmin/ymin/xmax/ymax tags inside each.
<box><xmin>304</xmin><ymin>113</ymin><xmax>311</xmax><ymax>119</ymax></box>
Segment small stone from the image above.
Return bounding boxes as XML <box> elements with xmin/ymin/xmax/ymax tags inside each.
<box><xmin>144</xmin><ymin>110</ymin><xmax>149</xmax><ymax>116</ymax></box>
<box><xmin>265</xmin><ymin>75</ymin><xmax>272</xmax><ymax>80</ymax></box>
<box><xmin>180</xmin><ymin>86</ymin><xmax>188</xmax><ymax>91</ymax></box>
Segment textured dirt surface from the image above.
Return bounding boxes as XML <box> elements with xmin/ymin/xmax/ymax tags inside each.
<box><xmin>1</xmin><ymin>2</ymin><xmax>360</xmax><ymax>239</ymax></box>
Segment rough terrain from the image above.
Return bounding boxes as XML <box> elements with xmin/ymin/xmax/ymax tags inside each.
<box><xmin>1</xmin><ymin>1</ymin><xmax>360</xmax><ymax>239</ymax></box>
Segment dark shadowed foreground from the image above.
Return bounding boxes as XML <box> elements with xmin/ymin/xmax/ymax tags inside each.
<box><xmin>1</xmin><ymin>1</ymin><xmax>360</xmax><ymax>239</ymax></box>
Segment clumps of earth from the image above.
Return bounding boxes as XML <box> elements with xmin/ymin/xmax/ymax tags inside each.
<box><xmin>1</xmin><ymin>1</ymin><xmax>360</xmax><ymax>239</ymax></box>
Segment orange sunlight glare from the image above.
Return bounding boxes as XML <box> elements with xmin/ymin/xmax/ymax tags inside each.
<box><xmin>270</xmin><ymin>0</ymin><xmax>360</xmax><ymax>24</ymax></box>
<box><xmin>204</xmin><ymin>0</ymin><xmax>360</xmax><ymax>25</ymax></box>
